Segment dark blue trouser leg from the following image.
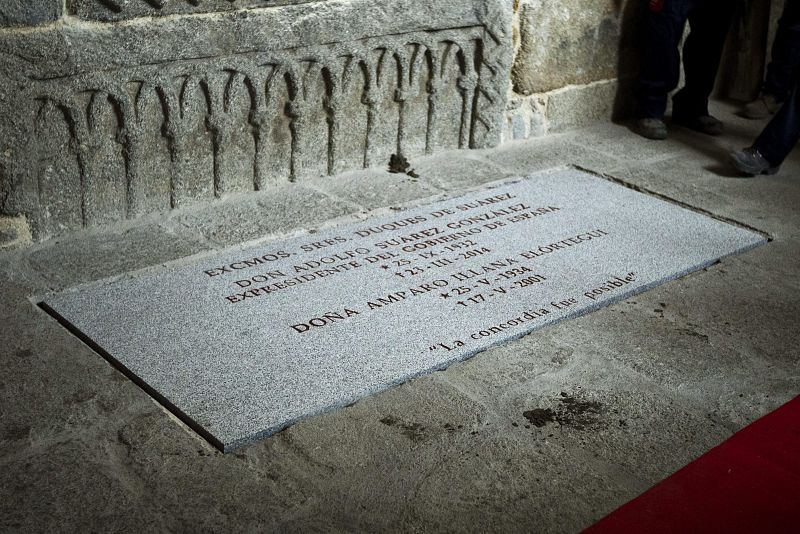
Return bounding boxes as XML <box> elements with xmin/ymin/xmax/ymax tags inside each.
<box><xmin>753</xmin><ymin>84</ymin><xmax>800</xmax><ymax>166</ymax></box>
<box><xmin>672</xmin><ymin>0</ymin><xmax>736</xmax><ymax>117</ymax></box>
<box><xmin>763</xmin><ymin>1</ymin><xmax>800</xmax><ymax>101</ymax></box>
<box><xmin>636</xmin><ymin>0</ymin><xmax>693</xmax><ymax>119</ymax></box>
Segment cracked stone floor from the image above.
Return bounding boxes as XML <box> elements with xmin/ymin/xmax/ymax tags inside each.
<box><xmin>2</xmin><ymin>101</ymin><xmax>799</xmax><ymax>532</ymax></box>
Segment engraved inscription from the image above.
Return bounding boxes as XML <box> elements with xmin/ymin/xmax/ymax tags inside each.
<box><xmin>207</xmin><ymin>193</ymin><xmax>611</xmax><ymax>339</ymax></box>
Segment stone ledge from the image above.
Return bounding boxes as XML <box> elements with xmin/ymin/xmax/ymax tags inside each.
<box><xmin>511</xmin><ymin>0</ymin><xmax>638</xmax><ymax>95</ymax></box>
<box><xmin>2</xmin><ymin>1</ymin><xmax>487</xmax><ymax>79</ymax></box>
<box><xmin>503</xmin><ymin>79</ymin><xmax>624</xmax><ymax>141</ymax></box>
<box><xmin>68</xmin><ymin>0</ymin><xmax>324</xmax><ymax>23</ymax></box>
<box><xmin>0</xmin><ymin>1</ymin><xmax>62</xmax><ymax>29</ymax></box>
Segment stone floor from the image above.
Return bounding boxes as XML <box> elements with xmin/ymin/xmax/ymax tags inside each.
<box><xmin>2</xmin><ymin>100</ymin><xmax>798</xmax><ymax>533</ymax></box>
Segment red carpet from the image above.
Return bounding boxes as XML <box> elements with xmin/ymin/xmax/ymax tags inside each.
<box><xmin>585</xmin><ymin>395</ymin><xmax>800</xmax><ymax>534</ymax></box>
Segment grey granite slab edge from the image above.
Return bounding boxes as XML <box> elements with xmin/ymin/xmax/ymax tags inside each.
<box><xmin>36</xmin><ymin>301</ymin><xmax>227</xmax><ymax>452</ymax></box>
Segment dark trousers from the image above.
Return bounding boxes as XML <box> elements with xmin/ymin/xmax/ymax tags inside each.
<box><xmin>763</xmin><ymin>1</ymin><xmax>800</xmax><ymax>101</ymax></box>
<box><xmin>636</xmin><ymin>0</ymin><xmax>736</xmax><ymax>119</ymax></box>
<box><xmin>754</xmin><ymin>84</ymin><xmax>800</xmax><ymax>166</ymax></box>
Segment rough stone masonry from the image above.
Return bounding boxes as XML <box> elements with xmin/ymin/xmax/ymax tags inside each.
<box><xmin>0</xmin><ymin>0</ymin><xmax>513</xmax><ymax>241</ymax></box>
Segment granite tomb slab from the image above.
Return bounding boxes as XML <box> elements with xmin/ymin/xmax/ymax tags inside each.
<box><xmin>40</xmin><ymin>168</ymin><xmax>767</xmax><ymax>451</ymax></box>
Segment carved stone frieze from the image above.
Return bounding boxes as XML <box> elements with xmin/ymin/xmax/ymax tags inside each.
<box><xmin>0</xmin><ymin>0</ymin><xmax>512</xmax><ymax>240</ymax></box>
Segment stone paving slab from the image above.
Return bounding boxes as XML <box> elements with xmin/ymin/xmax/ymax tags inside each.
<box><xmin>39</xmin><ymin>168</ymin><xmax>766</xmax><ymax>452</ymax></box>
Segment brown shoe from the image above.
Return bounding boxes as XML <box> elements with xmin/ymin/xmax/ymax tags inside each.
<box><xmin>743</xmin><ymin>93</ymin><xmax>781</xmax><ymax>119</ymax></box>
<box><xmin>672</xmin><ymin>113</ymin><xmax>723</xmax><ymax>136</ymax></box>
<box><xmin>634</xmin><ymin>118</ymin><xmax>668</xmax><ymax>140</ymax></box>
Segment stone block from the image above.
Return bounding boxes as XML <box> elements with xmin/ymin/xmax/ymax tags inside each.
<box><xmin>0</xmin><ymin>215</ymin><xmax>31</xmax><ymax>249</ymax></box>
<box><xmin>305</xmin><ymin>168</ymin><xmax>442</xmax><ymax>212</ymax></box>
<box><xmin>0</xmin><ymin>1</ymin><xmax>62</xmax><ymax>28</ymax></box>
<box><xmin>546</xmin><ymin>79</ymin><xmax>619</xmax><ymax>133</ymax></box>
<box><xmin>511</xmin><ymin>0</ymin><xmax>639</xmax><ymax>95</ymax></box>
<box><xmin>0</xmin><ymin>0</ymin><xmax>513</xmax><ymax>241</ymax></box>
<box><xmin>502</xmin><ymin>94</ymin><xmax>548</xmax><ymax>141</ymax></box>
<box><xmin>408</xmin><ymin>150</ymin><xmax>515</xmax><ymax>190</ymax></box>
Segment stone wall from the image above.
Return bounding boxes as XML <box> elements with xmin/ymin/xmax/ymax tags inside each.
<box><xmin>0</xmin><ymin>0</ymin><xmax>778</xmax><ymax>244</ymax></box>
<box><xmin>717</xmin><ymin>0</ymin><xmax>776</xmax><ymax>102</ymax></box>
<box><xmin>503</xmin><ymin>0</ymin><xmax>640</xmax><ymax>141</ymax></box>
<box><xmin>0</xmin><ymin>1</ymin><xmax>513</xmax><ymax>242</ymax></box>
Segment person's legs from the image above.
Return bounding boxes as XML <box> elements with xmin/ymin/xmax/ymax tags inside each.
<box><xmin>754</xmin><ymin>84</ymin><xmax>800</xmax><ymax>166</ymax></box>
<box><xmin>745</xmin><ymin>1</ymin><xmax>800</xmax><ymax>118</ymax></box>
<box><xmin>763</xmin><ymin>1</ymin><xmax>800</xmax><ymax>101</ymax></box>
<box><xmin>672</xmin><ymin>0</ymin><xmax>736</xmax><ymax>124</ymax></box>
<box><xmin>730</xmin><ymin>85</ymin><xmax>800</xmax><ymax>175</ymax></box>
<box><xmin>635</xmin><ymin>0</ymin><xmax>692</xmax><ymax>120</ymax></box>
